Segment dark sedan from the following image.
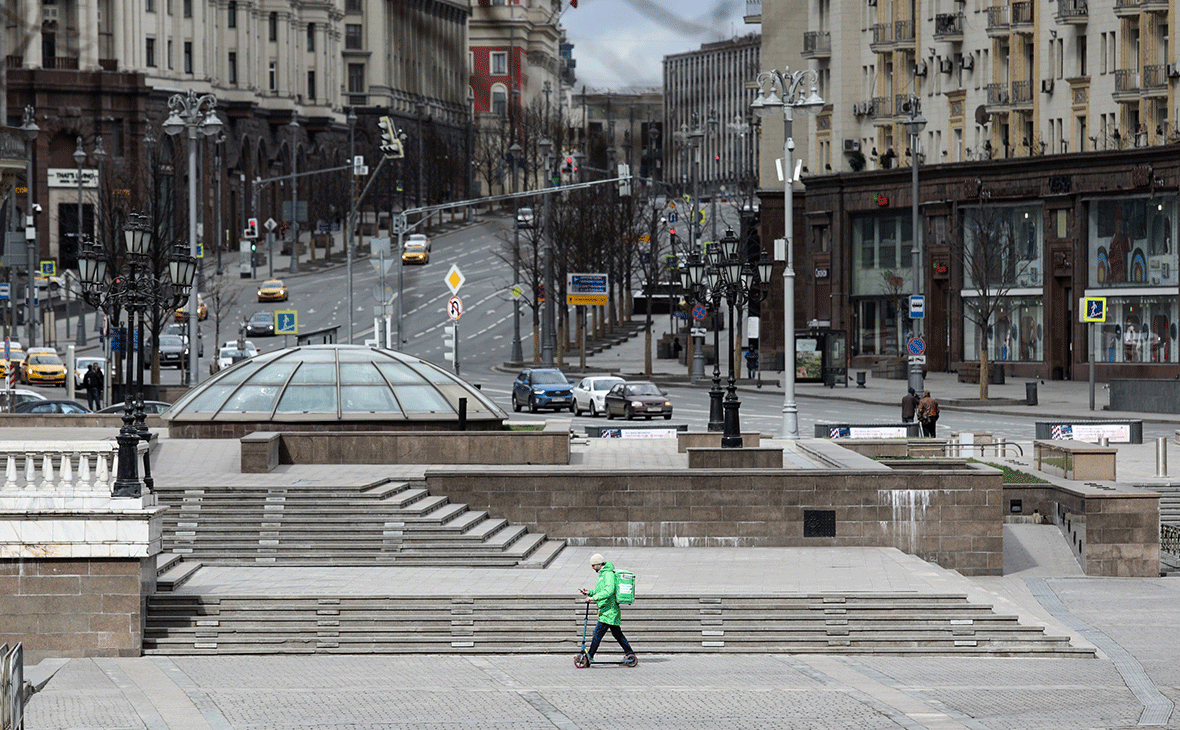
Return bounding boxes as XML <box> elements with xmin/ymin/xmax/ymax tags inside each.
<box><xmin>245</xmin><ymin>311</ymin><xmax>276</xmax><ymax>337</ymax></box>
<box><xmin>604</xmin><ymin>381</ymin><xmax>673</xmax><ymax>420</ymax></box>
<box><xmin>97</xmin><ymin>401</ymin><xmax>171</xmax><ymax>414</ymax></box>
<box><xmin>14</xmin><ymin>400</ymin><xmax>92</xmax><ymax>414</ymax></box>
<box><xmin>152</xmin><ymin>334</ymin><xmax>188</xmax><ymax>368</ymax></box>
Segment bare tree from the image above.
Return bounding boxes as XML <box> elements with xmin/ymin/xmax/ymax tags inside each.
<box><xmin>953</xmin><ymin>203</ymin><xmax>1037</xmax><ymax>399</ymax></box>
<box><xmin>204</xmin><ymin>269</ymin><xmax>241</xmax><ymax>366</ymax></box>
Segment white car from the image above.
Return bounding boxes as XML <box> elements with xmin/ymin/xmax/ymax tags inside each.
<box><xmin>405</xmin><ymin>233</ymin><xmax>431</xmax><ymax>252</ymax></box>
<box><xmin>216</xmin><ymin>346</ymin><xmax>253</xmax><ymax>371</ymax></box>
<box><xmin>73</xmin><ymin>356</ymin><xmax>107</xmax><ymax>389</ymax></box>
<box><xmin>572</xmin><ymin>375</ymin><xmax>625</xmax><ymax>417</ymax></box>
<box><xmin>221</xmin><ymin>339</ymin><xmax>259</xmax><ymax>357</ymax></box>
<box><xmin>0</xmin><ymin>388</ymin><xmax>47</xmax><ymax>412</ymax></box>
<box><xmin>516</xmin><ymin>207</ymin><xmax>535</xmax><ymax>229</ymax></box>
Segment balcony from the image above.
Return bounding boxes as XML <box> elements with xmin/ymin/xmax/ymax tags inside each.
<box><xmin>44</xmin><ymin>56</ymin><xmax>79</xmax><ymax>70</ymax></box>
<box><xmin>1142</xmin><ymin>0</ymin><xmax>1167</xmax><ymax>12</ymax></box>
<box><xmin>1011</xmin><ymin>80</ymin><xmax>1033</xmax><ymax>107</ymax></box>
<box><xmin>1113</xmin><ymin>0</ymin><xmax>1139</xmax><ymax>16</ymax></box>
<box><xmin>802</xmin><ymin>31</ymin><xmax>831</xmax><ymax>59</ymax></box>
<box><xmin>869</xmin><ymin>23</ymin><xmax>893</xmax><ymax>52</ymax></box>
<box><xmin>1055</xmin><ymin>0</ymin><xmax>1087</xmax><ymax>23</ymax></box>
<box><xmin>1142</xmin><ymin>64</ymin><xmax>1167</xmax><ymax>95</ymax></box>
<box><xmin>1011</xmin><ymin>1</ymin><xmax>1033</xmax><ymax>33</ymax></box>
<box><xmin>894</xmin><ymin>19</ymin><xmax>915</xmax><ymax>48</ymax></box>
<box><xmin>986</xmin><ymin>82</ymin><xmax>1012</xmax><ymax>107</ymax></box>
<box><xmin>986</xmin><ymin>5</ymin><xmax>1009</xmax><ymax>36</ymax></box>
<box><xmin>744</xmin><ymin>0</ymin><xmax>761</xmax><ymax>22</ymax></box>
<box><xmin>872</xmin><ymin>96</ymin><xmax>893</xmax><ymax>121</ymax></box>
<box><xmin>934</xmin><ymin>12</ymin><xmax>964</xmax><ymax>41</ymax></box>
<box><xmin>1113</xmin><ymin>69</ymin><xmax>1140</xmax><ymax>101</ymax></box>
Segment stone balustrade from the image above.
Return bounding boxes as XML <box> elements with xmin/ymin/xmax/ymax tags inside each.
<box><xmin>0</xmin><ymin>440</ymin><xmax>150</xmax><ymax>508</ymax></box>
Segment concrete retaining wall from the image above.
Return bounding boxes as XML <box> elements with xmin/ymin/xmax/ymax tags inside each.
<box><xmin>1109</xmin><ymin>379</ymin><xmax>1180</xmax><ymax>414</ymax></box>
<box><xmin>424</xmin><ymin>464</ymin><xmax>1005</xmax><ymax>575</ymax></box>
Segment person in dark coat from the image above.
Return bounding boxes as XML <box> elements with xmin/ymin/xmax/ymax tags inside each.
<box><xmin>901</xmin><ymin>387</ymin><xmax>918</xmax><ymax>423</ymax></box>
<box><xmin>82</xmin><ymin>363</ymin><xmax>103</xmax><ymax>412</ymax></box>
<box><xmin>916</xmin><ymin>390</ymin><xmax>940</xmax><ymax>437</ymax></box>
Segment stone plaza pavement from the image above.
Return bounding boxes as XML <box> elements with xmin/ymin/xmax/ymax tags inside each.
<box><xmin>20</xmin><ymin>318</ymin><xmax>1180</xmax><ymax>729</ymax></box>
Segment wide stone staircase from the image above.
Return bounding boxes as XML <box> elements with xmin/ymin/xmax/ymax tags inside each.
<box><xmin>142</xmin><ymin>592</ymin><xmax>1092</xmax><ymax>657</ymax></box>
<box><xmin>152</xmin><ymin>478</ymin><xmax>565</xmax><ymax>590</ymax></box>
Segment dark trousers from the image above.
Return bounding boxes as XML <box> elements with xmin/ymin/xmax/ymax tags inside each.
<box><xmin>921</xmin><ymin>417</ymin><xmax>938</xmax><ymax>438</ymax></box>
<box><xmin>588</xmin><ymin>621</ymin><xmax>634</xmax><ymax>658</ymax></box>
<box><xmin>86</xmin><ymin>387</ymin><xmax>101</xmax><ymax>411</ymax></box>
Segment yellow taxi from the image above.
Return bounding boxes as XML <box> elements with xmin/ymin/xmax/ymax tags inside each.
<box><xmin>402</xmin><ymin>243</ymin><xmax>430</xmax><ymax>265</ymax></box>
<box><xmin>174</xmin><ymin>294</ymin><xmax>208</xmax><ymax>322</ymax></box>
<box><xmin>257</xmin><ymin>279</ymin><xmax>289</xmax><ymax>302</ymax></box>
<box><xmin>20</xmin><ymin>349</ymin><xmax>66</xmax><ymax>386</ymax></box>
<box><xmin>0</xmin><ymin>348</ymin><xmax>26</xmax><ymax>379</ymax></box>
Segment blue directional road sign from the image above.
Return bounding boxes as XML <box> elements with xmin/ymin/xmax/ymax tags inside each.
<box><xmin>275</xmin><ymin>310</ymin><xmax>298</xmax><ymax>335</ymax></box>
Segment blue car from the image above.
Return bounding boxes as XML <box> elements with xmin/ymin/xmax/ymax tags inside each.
<box><xmin>511</xmin><ymin>368</ymin><xmax>573</xmax><ymax>413</ymax></box>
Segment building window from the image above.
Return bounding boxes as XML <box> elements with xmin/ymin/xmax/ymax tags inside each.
<box><xmin>146</xmin><ymin>37</ymin><xmax>155</xmax><ymax>66</ymax></box>
<box><xmin>228</xmin><ymin>51</ymin><xmax>237</xmax><ymax>84</ymax></box>
<box><xmin>269</xmin><ymin>61</ymin><xmax>276</xmax><ymax>91</ymax></box>
<box><xmin>307</xmin><ymin>22</ymin><xmax>315</xmax><ymax>51</ymax></box>
<box><xmin>491</xmin><ymin>84</ymin><xmax>507</xmax><ymax>116</ymax></box>
<box><xmin>491</xmin><ymin>51</ymin><xmax>507</xmax><ymax>75</ymax></box>
<box><xmin>269</xmin><ymin>12</ymin><xmax>278</xmax><ymax>41</ymax></box>
<box><xmin>145</xmin><ymin>0</ymin><xmax>154</xmax><ymax>12</ymax></box>
<box><xmin>183</xmin><ymin>0</ymin><xmax>190</xmax><ymax>17</ymax></box>
<box><xmin>167</xmin><ymin>39</ymin><xmax>173</xmax><ymax>69</ymax></box>
<box><xmin>345</xmin><ymin>0</ymin><xmax>360</xmax><ymax>10</ymax></box>
<box><xmin>345</xmin><ymin>24</ymin><xmax>362</xmax><ymax>49</ymax></box>
<box><xmin>307</xmin><ymin>70</ymin><xmax>315</xmax><ymax>101</ymax></box>
<box><xmin>962</xmin><ymin>296</ymin><xmax>1045</xmax><ymax>363</ymax></box>
<box><xmin>962</xmin><ymin>205</ymin><xmax>1043</xmax><ymax>291</ymax></box>
<box><xmin>227</xmin><ymin>0</ymin><xmax>235</xmax><ymax>27</ymax></box>
<box><xmin>348</xmin><ymin>63</ymin><xmax>365</xmax><ymax>93</ymax></box>
<box><xmin>184</xmin><ymin>41</ymin><xmax>192</xmax><ymax>73</ymax></box>
<box><xmin>1089</xmin><ymin>197</ymin><xmax>1176</xmax><ymax>287</ymax></box>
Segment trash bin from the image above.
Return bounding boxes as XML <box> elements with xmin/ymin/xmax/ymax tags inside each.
<box><xmin>1025</xmin><ymin>381</ymin><xmax>1038</xmax><ymax>406</ymax></box>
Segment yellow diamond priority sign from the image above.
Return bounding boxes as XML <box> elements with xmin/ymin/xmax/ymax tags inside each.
<box><xmin>445</xmin><ymin>264</ymin><xmax>465</xmax><ymax>295</ymax></box>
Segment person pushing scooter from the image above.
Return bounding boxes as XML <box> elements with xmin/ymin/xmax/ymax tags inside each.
<box><xmin>578</xmin><ymin>553</ymin><xmax>637</xmax><ymax>665</ymax></box>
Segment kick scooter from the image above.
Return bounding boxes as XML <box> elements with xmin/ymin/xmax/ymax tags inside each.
<box><xmin>574</xmin><ymin>602</ymin><xmax>638</xmax><ymax>668</ymax></box>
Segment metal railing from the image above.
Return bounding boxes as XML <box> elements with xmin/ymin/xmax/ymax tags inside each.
<box><xmin>1012</xmin><ymin>80</ymin><xmax>1033</xmax><ymax>104</ymax></box>
<box><xmin>894</xmin><ymin>19</ymin><xmax>915</xmax><ymax>43</ymax></box>
<box><xmin>986</xmin><ymin>82</ymin><xmax>1011</xmax><ymax>105</ymax></box>
<box><xmin>802</xmin><ymin>31</ymin><xmax>831</xmax><ymax>56</ymax></box>
<box><xmin>1163</xmin><ymin>524</ymin><xmax>1180</xmax><ymax>557</ymax></box>
<box><xmin>871</xmin><ymin>96</ymin><xmax>893</xmax><ymax>119</ymax></box>
<box><xmin>1011</xmin><ymin>0</ymin><xmax>1033</xmax><ymax>24</ymax></box>
<box><xmin>870</xmin><ymin>23</ymin><xmax>893</xmax><ymax>48</ymax></box>
<box><xmin>1142</xmin><ymin>64</ymin><xmax>1167</xmax><ymax>90</ymax></box>
<box><xmin>1115</xmin><ymin>69</ymin><xmax>1141</xmax><ymax>93</ymax></box>
<box><xmin>1</xmin><ymin>642</ymin><xmax>23</xmax><ymax>730</ymax></box>
<box><xmin>986</xmin><ymin>5</ymin><xmax>1009</xmax><ymax>29</ymax></box>
<box><xmin>934</xmin><ymin>12</ymin><xmax>964</xmax><ymax>37</ymax></box>
<box><xmin>1057</xmin><ymin>0</ymin><xmax>1088</xmax><ymax>18</ymax></box>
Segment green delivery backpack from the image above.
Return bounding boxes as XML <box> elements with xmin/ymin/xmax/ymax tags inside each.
<box><xmin>615</xmin><ymin>569</ymin><xmax>635</xmax><ymax>605</ymax></box>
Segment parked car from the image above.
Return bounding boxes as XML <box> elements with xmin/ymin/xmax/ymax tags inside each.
<box><xmin>511</xmin><ymin>367</ymin><xmax>573</xmax><ymax>413</ymax></box>
<box><xmin>20</xmin><ymin>351</ymin><xmax>66</xmax><ymax>386</ymax></box>
<box><xmin>73</xmin><ymin>356</ymin><xmax>107</xmax><ymax>389</ymax></box>
<box><xmin>0</xmin><ymin>389</ymin><xmax>47</xmax><ymax>412</ymax></box>
<box><xmin>405</xmin><ymin>233</ymin><xmax>432</xmax><ymax>252</ymax></box>
<box><xmin>174</xmin><ymin>293</ymin><xmax>208</xmax><ymax>321</ymax></box>
<box><xmin>221</xmin><ymin>339</ymin><xmax>259</xmax><ymax>357</ymax></box>
<box><xmin>402</xmin><ymin>242</ymin><xmax>430</xmax><ymax>265</ymax></box>
<box><xmin>604</xmin><ymin>381</ymin><xmax>673</xmax><ymax>420</ymax></box>
<box><xmin>0</xmin><ymin>348</ymin><xmax>26</xmax><ymax>379</ymax></box>
<box><xmin>216</xmin><ymin>346</ymin><xmax>254</xmax><ymax>371</ymax></box>
<box><xmin>572</xmin><ymin>375</ymin><xmax>625</xmax><ymax>417</ymax></box>
<box><xmin>97</xmin><ymin>401</ymin><xmax>171</xmax><ymax>415</ymax></box>
<box><xmin>515</xmin><ymin>207</ymin><xmax>535</xmax><ymax>229</ymax></box>
<box><xmin>151</xmin><ymin>334</ymin><xmax>188</xmax><ymax>368</ymax></box>
<box><xmin>257</xmin><ymin>278</ymin><xmax>289</xmax><ymax>302</ymax></box>
<box><xmin>164</xmin><ymin>323</ymin><xmax>204</xmax><ymax>357</ymax></box>
<box><xmin>245</xmin><ymin>311</ymin><xmax>276</xmax><ymax>337</ymax></box>
<box><xmin>14</xmin><ymin>399</ymin><xmax>91</xmax><ymax>414</ymax></box>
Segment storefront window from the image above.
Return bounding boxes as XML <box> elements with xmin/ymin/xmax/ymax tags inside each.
<box><xmin>962</xmin><ymin>205</ymin><xmax>1043</xmax><ymax>290</ymax></box>
<box><xmin>1094</xmin><ymin>296</ymin><xmax>1179</xmax><ymax>363</ymax></box>
<box><xmin>852</xmin><ymin>213</ymin><xmax>913</xmax><ymax>295</ymax></box>
<box><xmin>1088</xmin><ymin>197</ymin><xmax>1177</xmax><ymax>287</ymax></box>
<box><xmin>962</xmin><ymin>296</ymin><xmax>1044</xmax><ymax>362</ymax></box>
<box><xmin>854</xmin><ymin>298</ymin><xmax>903</xmax><ymax>355</ymax></box>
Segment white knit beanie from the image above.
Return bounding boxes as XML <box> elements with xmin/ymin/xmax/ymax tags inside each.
<box><xmin>589</xmin><ymin>553</ymin><xmax>606</xmax><ymax>565</ymax></box>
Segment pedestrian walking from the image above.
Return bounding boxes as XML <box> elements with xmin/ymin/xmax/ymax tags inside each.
<box><xmin>744</xmin><ymin>347</ymin><xmax>759</xmax><ymax>379</ymax></box>
<box><xmin>901</xmin><ymin>387</ymin><xmax>918</xmax><ymax>423</ymax></box>
<box><xmin>578</xmin><ymin>553</ymin><xmax>636</xmax><ymax>663</ymax></box>
<box><xmin>916</xmin><ymin>389</ymin><xmax>940</xmax><ymax>437</ymax></box>
<box><xmin>83</xmin><ymin>363</ymin><xmax>103</xmax><ymax>411</ymax></box>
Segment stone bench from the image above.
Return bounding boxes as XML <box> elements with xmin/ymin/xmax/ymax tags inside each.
<box><xmin>676</xmin><ymin>431</ymin><xmax>762</xmax><ymax>453</ymax></box>
<box><xmin>686</xmin><ymin>447</ymin><xmax>783</xmax><ymax>469</ymax></box>
<box><xmin>1034</xmin><ymin>439</ymin><xmax>1117</xmax><ymax>481</ymax></box>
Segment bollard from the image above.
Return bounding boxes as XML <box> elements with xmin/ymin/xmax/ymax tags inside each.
<box><xmin>1157</xmin><ymin>436</ymin><xmax>1168</xmax><ymax>478</ymax></box>
<box><xmin>1100</xmin><ymin>437</ymin><xmax>1109</xmax><ymax>447</ymax></box>
<box><xmin>997</xmin><ymin>436</ymin><xmax>1006</xmax><ymax>458</ymax></box>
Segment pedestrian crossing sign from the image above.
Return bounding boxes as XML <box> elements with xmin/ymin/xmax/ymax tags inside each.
<box><xmin>1081</xmin><ymin>297</ymin><xmax>1107</xmax><ymax>323</ymax></box>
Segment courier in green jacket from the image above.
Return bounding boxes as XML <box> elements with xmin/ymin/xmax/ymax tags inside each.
<box><xmin>578</xmin><ymin>553</ymin><xmax>636</xmax><ymax>661</ymax></box>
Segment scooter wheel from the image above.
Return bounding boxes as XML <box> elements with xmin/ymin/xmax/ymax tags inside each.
<box><xmin>574</xmin><ymin>653</ymin><xmax>590</xmax><ymax>668</ymax></box>
<box><xmin>624</xmin><ymin>654</ymin><xmax>638</xmax><ymax>667</ymax></box>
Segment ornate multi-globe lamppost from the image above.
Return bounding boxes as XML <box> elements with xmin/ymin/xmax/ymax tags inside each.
<box><xmin>77</xmin><ymin>215</ymin><xmax>196</xmax><ymax>498</ymax></box>
<box><xmin>681</xmin><ymin>229</ymin><xmax>774</xmax><ymax>448</ymax></box>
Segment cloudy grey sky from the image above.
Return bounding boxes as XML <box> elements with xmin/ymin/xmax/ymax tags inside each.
<box><xmin>561</xmin><ymin>0</ymin><xmax>752</xmax><ymax>90</ymax></box>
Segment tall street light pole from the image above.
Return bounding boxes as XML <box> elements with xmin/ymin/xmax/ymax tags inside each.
<box><xmin>288</xmin><ymin>117</ymin><xmax>300</xmax><ymax>275</ymax></box>
<box><xmin>904</xmin><ymin>97</ymin><xmax>928</xmax><ymax>395</ymax></box>
<box><xmin>752</xmin><ymin>67</ymin><xmax>824</xmax><ymax>440</ymax></box>
<box><xmin>72</xmin><ymin>135</ymin><xmax>104</xmax><ymax>347</ymax></box>
<box><xmin>164</xmin><ymin>89</ymin><xmax>222</xmax><ymax>384</ymax></box>
<box><xmin>346</xmin><ymin>108</ymin><xmax>357</xmax><ymax>344</ymax></box>
<box><xmin>688</xmin><ymin>115</ymin><xmax>705</xmax><ymax>382</ymax></box>
<box><xmin>509</xmin><ymin>140</ymin><xmax>523</xmax><ymax>363</ymax></box>
<box><xmin>539</xmin><ymin>137</ymin><xmax>555</xmax><ymax>367</ymax></box>
<box><xmin>21</xmin><ymin>106</ymin><xmax>39</xmax><ymax>347</ymax></box>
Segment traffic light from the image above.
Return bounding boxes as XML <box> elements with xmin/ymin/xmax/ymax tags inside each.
<box><xmin>378</xmin><ymin>116</ymin><xmax>405</xmax><ymax>159</ymax></box>
<box><xmin>669</xmin><ymin>228</ymin><xmax>678</xmax><ymax>248</ymax></box>
<box><xmin>244</xmin><ymin>218</ymin><xmax>259</xmax><ymax>239</ymax></box>
<box><xmin>443</xmin><ymin>325</ymin><xmax>456</xmax><ymax>364</ymax></box>
<box><xmin>562</xmin><ymin>156</ymin><xmax>574</xmax><ymax>174</ymax></box>
<box><xmin>250</xmin><ymin>241</ymin><xmax>257</xmax><ymax>252</ymax></box>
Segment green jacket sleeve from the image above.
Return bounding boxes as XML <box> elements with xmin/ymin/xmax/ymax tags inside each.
<box><xmin>590</xmin><ymin>566</ymin><xmax>617</xmax><ymax>604</ymax></box>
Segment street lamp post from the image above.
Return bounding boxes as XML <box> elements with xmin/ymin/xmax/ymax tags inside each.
<box><xmin>752</xmin><ymin>67</ymin><xmax>824</xmax><ymax>440</ymax></box>
<box><xmin>163</xmin><ymin>89</ymin><xmax>221</xmax><ymax>384</ymax></box>
<box><xmin>904</xmin><ymin>97</ymin><xmax>928</xmax><ymax>394</ymax></box>
<box><xmin>72</xmin><ymin>135</ymin><xmax>105</xmax><ymax>347</ymax></box>
<box><xmin>78</xmin><ymin>215</ymin><xmax>196</xmax><ymax>497</ymax></box>
<box><xmin>687</xmin><ymin>115</ymin><xmax>705</xmax><ymax>382</ymax></box>
<box><xmin>346</xmin><ymin>108</ymin><xmax>357</xmax><ymax>344</ymax></box>
<box><xmin>21</xmin><ymin>106</ymin><xmax>39</xmax><ymax>347</ymax></box>
<box><xmin>509</xmin><ymin>140</ymin><xmax>524</xmax><ymax>363</ymax></box>
<box><xmin>288</xmin><ymin>117</ymin><xmax>300</xmax><ymax>275</ymax></box>
<box><xmin>539</xmin><ymin>137</ymin><xmax>555</xmax><ymax>368</ymax></box>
